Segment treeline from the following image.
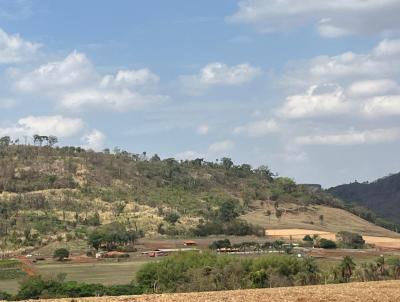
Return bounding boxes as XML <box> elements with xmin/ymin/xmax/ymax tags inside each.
<box><xmin>2</xmin><ymin>252</ymin><xmax>400</xmax><ymax>300</ymax></box>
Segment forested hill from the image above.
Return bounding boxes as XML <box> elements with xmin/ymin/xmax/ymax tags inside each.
<box><xmin>328</xmin><ymin>173</ymin><xmax>400</xmax><ymax>224</ymax></box>
<box><xmin>0</xmin><ymin>142</ymin><xmax>396</xmax><ymax>252</ymax></box>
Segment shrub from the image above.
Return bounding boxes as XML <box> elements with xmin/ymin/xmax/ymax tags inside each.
<box><xmin>336</xmin><ymin>231</ymin><xmax>365</xmax><ymax>249</ymax></box>
<box><xmin>53</xmin><ymin>248</ymin><xmax>70</xmax><ymax>261</ymax></box>
<box><xmin>318</xmin><ymin>238</ymin><xmax>337</xmax><ymax>249</ymax></box>
<box><xmin>303</xmin><ymin>235</ymin><xmax>313</xmax><ymax>242</ymax></box>
<box><xmin>209</xmin><ymin>239</ymin><xmax>231</xmax><ymax>250</ymax></box>
<box><xmin>164</xmin><ymin>212</ymin><xmax>180</xmax><ymax>225</ymax></box>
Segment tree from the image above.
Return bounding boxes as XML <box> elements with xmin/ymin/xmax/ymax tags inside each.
<box><xmin>275</xmin><ymin>208</ymin><xmax>283</xmax><ymax>221</ymax></box>
<box><xmin>219</xmin><ymin>200</ymin><xmax>239</xmax><ymax>222</ymax></box>
<box><xmin>318</xmin><ymin>238</ymin><xmax>337</xmax><ymax>249</ymax></box>
<box><xmin>336</xmin><ymin>231</ymin><xmax>365</xmax><ymax>249</ymax></box>
<box><xmin>53</xmin><ymin>248</ymin><xmax>70</xmax><ymax>261</ymax></box>
<box><xmin>339</xmin><ymin>256</ymin><xmax>356</xmax><ymax>282</ymax></box>
<box><xmin>164</xmin><ymin>212</ymin><xmax>180</xmax><ymax>225</ymax></box>
<box><xmin>388</xmin><ymin>258</ymin><xmax>400</xmax><ymax>279</ymax></box>
<box><xmin>221</xmin><ymin>157</ymin><xmax>233</xmax><ymax>170</ymax></box>
<box><xmin>265</xmin><ymin>210</ymin><xmax>272</xmax><ymax>223</ymax></box>
<box><xmin>0</xmin><ymin>136</ymin><xmax>11</xmax><ymax>147</ymax></box>
<box><xmin>48</xmin><ymin>136</ymin><xmax>58</xmax><ymax>147</ymax></box>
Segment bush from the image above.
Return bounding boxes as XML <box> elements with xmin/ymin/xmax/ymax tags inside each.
<box><xmin>53</xmin><ymin>248</ymin><xmax>70</xmax><ymax>261</ymax></box>
<box><xmin>209</xmin><ymin>239</ymin><xmax>231</xmax><ymax>250</ymax></box>
<box><xmin>318</xmin><ymin>238</ymin><xmax>337</xmax><ymax>249</ymax></box>
<box><xmin>303</xmin><ymin>235</ymin><xmax>313</xmax><ymax>242</ymax></box>
<box><xmin>164</xmin><ymin>212</ymin><xmax>180</xmax><ymax>225</ymax></box>
<box><xmin>336</xmin><ymin>231</ymin><xmax>365</xmax><ymax>249</ymax></box>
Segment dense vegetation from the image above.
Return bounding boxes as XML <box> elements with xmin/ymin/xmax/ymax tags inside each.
<box><xmin>2</xmin><ymin>252</ymin><xmax>400</xmax><ymax>300</ymax></box>
<box><xmin>328</xmin><ymin>173</ymin><xmax>400</xmax><ymax>225</ymax></box>
<box><xmin>0</xmin><ymin>138</ymin><xmax>398</xmax><ymax>254</ymax></box>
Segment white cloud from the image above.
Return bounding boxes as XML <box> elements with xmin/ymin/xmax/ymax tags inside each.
<box><xmin>279</xmin><ymin>84</ymin><xmax>350</xmax><ymax>119</ymax></box>
<box><xmin>228</xmin><ymin>0</ymin><xmax>400</xmax><ymax>37</ymax></box>
<box><xmin>234</xmin><ymin>119</ymin><xmax>279</xmax><ymax>137</ymax></box>
<box><xmin>197</xmin><ymin>124</ymin><xmax>209</xmax><ymax>135</ymax></box>
<box><xmin>208</xmin><ymin>140</ymin><xmax>235</xmax><ymax>153</ymax></box>
<box><xmin>100</xmin><ymin>69</ymin><xmax>159</xmax><ymax>88</ymax></box>
<box><xmin>283</xmin><ymin>39</ymin><xmax>400</xmax><ymax>88</ymax></box>
<box><xmin>0</xmin><ymin>27</ymin><xmax>40</xmax><ymax>63</ymax></box>
<box><xmin>374</xmin><ymin>39</ymin><xmax>400</xmax><ymax>57</ymax></box>
<box><xmin>81</xmin><ymin>129</ymin><xmax>106</xmax><ymax>151</ymax></box>
<box><xmin>348</xmin><ymin>79</ymin><xmax>399</xmax><ymax>97</ymax></box>
<box><xmin>295</xmin><ymin>128</ymin><xmax>400</xmax><ymax>146</ymax></box>
<box><xmin>60</xmin><ymin>88</ymin><xmax>164</xmax><ymax>111</ymax></box>
<box><xmin>16</xmin><ymin>51</ymin><xmax>95</xmax><ymax>92</ymax></box>
<box><xmin>0</xmin><ymin>115</ymin><xmax>83</xmax><ymax>138</ymax></box>
<box><xmin>180</xmin><ymin>62</ymin><xmax>261</xmax><ymax>95</ymax></box>
<box><xmin>14</xmin><ymin>51</ymin><xmax>165</xmax><ymax>111</ymax></box>
<box><xmin>363</xmin><ymin>95</ymin><xmax>400</xmax><ymax>117</ymax></box>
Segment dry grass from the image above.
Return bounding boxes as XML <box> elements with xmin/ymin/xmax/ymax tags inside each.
<box><xmin>242</xmin><ymin>202</ymin><xmax>400</xmax><ymax>238</ymax></box>
<box><xmin>23</xmin><ymin>281</ymin><xmax>400</xmax><ymax>302</ymax></box>
<box><xmin>265</xmin><ymin>228</ymin><xmax>400</xmax><ymax>249</ymax></box>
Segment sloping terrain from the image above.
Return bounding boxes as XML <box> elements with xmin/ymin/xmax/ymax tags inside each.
<box><xmin>242</xmin><ymin>202</ymin><xmax>400</xmax><ymax>238</ymax></box>
<box><xmin>328</xmin><ymin>172</ymin><xmax>400</xmax><ymax>223</ymax></box>
<box><xmin>23</xmin><ymin>281</ymin><xmax>400</xmax><ymax>302</ymax></box>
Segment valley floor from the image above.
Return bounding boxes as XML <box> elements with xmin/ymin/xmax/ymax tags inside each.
<box><xmin>23</xmin><ymin>281</ymin><xmax>400</xmax><ymax>302</ymax></box>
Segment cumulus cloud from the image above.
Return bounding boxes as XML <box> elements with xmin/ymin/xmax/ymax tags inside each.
<box><xmin>282</xmin><ymin>39</ymin><xmax>400</xmax><ymax>88</ymax></box>
<box><xmin>295</xmin><ymin>128</ymin><xmax>400</xmax><ymax>146</ymax></box>
<box><xmin>279</xmin><ymin>84</ymin><xmax>351</xmax><ymax>119</ymax></box>
<box><xmin>0</xmin><ymin>115</ymin><xmax>83</xmax><ymax>138</ymax></box>
<box><xmin>348</xmin><ymin>79</ymin><xmax>399</xmax><ymax>97</ymax></box>
<box><xmin>363</xmin><ymin>95</ymin><xmax>400</xmax><ymax>117</ymax></box>
<box><xmin>81</xmin><ymin>129</ymin><xmax>106</xmax><ymax>151</ymax></box>
<box><xmin>228</xmin><ymin>0</ymin><xmax>400</xmax><ymax>37</ymax></box>
<box><xmin>13</xmin><ymin>51</ymin><xmax>166</xmax><ymax>111</ymax></box>
<box><xmin>234</xmin><ymin>119</ymin><xmax>279</xmax><ymax>137</ymax></box>
<box><xmin>0</xmin><ymin>27</ymin><xmax>40</xmax><ymax>63</ymax></box>
<box><xmin>180</xmin><ymin>62</ymin><xmax>261</xmax><ymax>95</ymax></box>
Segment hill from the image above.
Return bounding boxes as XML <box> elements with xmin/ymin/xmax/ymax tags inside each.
<box><xmin>21</xmin><ymin>281</ymin><xmax>400</xmax><ymax>302</ymax></box>
<box><xmin>328</xmin><ymin>173</ymin><xmax>400</xmax><ymax>225</ymax></box>
<box><xmin>0</xmin><ymin>143</ymin><xmax>397</xmax><ymax>253</ymax></box>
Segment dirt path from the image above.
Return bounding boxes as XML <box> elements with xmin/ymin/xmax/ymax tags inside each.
<box><xmin>17</xmin><ymin>257</ymin><xmax>36</xmax><ymax>276</ymax></box>
<box><xmin>25</xmin><ymin>281</ymin><xmax>400</xmax><ymax>302</ymax></box>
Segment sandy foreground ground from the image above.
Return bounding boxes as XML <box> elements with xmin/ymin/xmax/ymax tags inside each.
<box><xmin>266</xmin><ymin>229</ymin><xmax>400</xmax><ymax>249</ymax></box>
<box><xmin>19</xmin><ymin>281</ymin><xmax>400</xmax><ymax>302</ymax></box>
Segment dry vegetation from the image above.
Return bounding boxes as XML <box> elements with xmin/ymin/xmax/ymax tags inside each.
<box><xmin>22</xmin><ymin>281</ymin><xmax>400</xmax><ymax>302</ymax></box>
<box><xmin>242</xmin><ymin>202</ymin><xmax>400</xmax><ymax>238</ymax></box>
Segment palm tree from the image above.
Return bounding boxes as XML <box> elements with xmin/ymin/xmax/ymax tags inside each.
<box><xmin>340</xmin><ymin>256</ymin><xmax>356</xmax><ymax>282</ymax></box>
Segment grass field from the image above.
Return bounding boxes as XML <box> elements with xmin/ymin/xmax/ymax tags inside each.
<box><xmin>26</xmin><ymin>280</ymin><xmax>400</xmax><ymax>302</ymax></box>
<box><xmin>242</xmin><ymin>202</ymin><xmax>400</xmax><ymax>238</ymax></box>
<box><xmin>0</xmin><ymin>259</ymin><xmax>151</xmax><ymax>295</ymax></box>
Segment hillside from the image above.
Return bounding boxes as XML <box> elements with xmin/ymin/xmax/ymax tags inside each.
<box><xmin>21</xmin><ymin>281</ymin><xmax>400</xmax><ymax>302</ymax></box>
<box><xmin>328</xmin><ymin>173</ymin><xmax>400</xmax><ymax>224</ymax></box>
<box><xmin>0</xmin><ymin>143</ymin><xmax>396</xmax><ymax>254</ymax></box>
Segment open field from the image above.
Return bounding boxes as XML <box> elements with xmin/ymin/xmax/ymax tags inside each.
<box><xmin>0</xmin><ymin>259</ymin><xmax>151</xmax><ymax>295</ymax></box>
<box><xmin>242</xmin><ymin>203</ymin><xmax>400</xmax><ymax>238</ymax></box>
<box><xmin>265</xmin><ymin>228</ymin><xmax>400</xmax><ymax>249</ymax></box>
<box><xmin>23</xmin><ymin>281</ymin><xmax>400</xmax><ymax>302</ymax></box>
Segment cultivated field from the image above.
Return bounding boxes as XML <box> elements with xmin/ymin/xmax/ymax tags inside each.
<box><xmin>23</xmin><ymin>281</ymin><xmax>400</xmax><ymax>302</ymax></box>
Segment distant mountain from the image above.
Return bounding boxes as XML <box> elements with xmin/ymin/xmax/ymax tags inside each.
<box><xmin>328</xmin><ymin>173</ymin><xmax>400</xmax><ymax>223</ymax></box>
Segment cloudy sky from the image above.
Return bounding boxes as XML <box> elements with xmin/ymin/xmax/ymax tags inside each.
<box><xmin>1</xmin><ymin>0</ymin><xmax>400</xmax><ymax>187</ymax></box>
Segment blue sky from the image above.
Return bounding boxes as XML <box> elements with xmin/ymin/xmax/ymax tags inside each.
<box><xmin>1</xmin><ymin>0</ymin><xmax>400</xmax><ymax>187</ymax></box>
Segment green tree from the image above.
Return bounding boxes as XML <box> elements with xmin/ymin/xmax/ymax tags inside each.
<box><xmin>339</xmin><ymin>256</ymin><xmax>356</xmax><ymax>282</ymax></box>
<box><xmin>53</xmin><ymin>248</ymin><xmax>70</xmax><ymax>261</ymax></box>
<box><xmin>164</xmin><ymin>212</ymin><xmax>180</xmax><ymax>225</ymax></box>
<box><xmin>219</xmin><ymin>200</ymin><xmax>239</xmax><ymax>222</ymax></box>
